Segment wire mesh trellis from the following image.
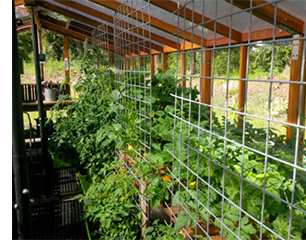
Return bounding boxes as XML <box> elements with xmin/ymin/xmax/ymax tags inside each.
<box><xmin>92</xmin><ymin>24</ymin><xmax>111</xmax><ymax>69</ymax></box>
<box><xmin>165</xmin><ymin>1</ymin><xmax>306</xmax><ymax>240</ymax></box>
<box><xmin>113</xmin><ymin>0</ymin><xmax>153</xmax><ymax>234</ymax></box>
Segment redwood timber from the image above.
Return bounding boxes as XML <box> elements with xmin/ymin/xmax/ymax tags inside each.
<box><xmin>151</xmin><ymin>55</ymin><xmax>155</xmax><ymax>75</ymax></box>
<box><xmin>63</xmin><ymin>35</ymin><xmax>71</xmax><ymax>95</ymax></box>
<box><xmin>132</xmin><ymin>57</ymin><xmax>135</xmax><ymax>70</ymax></box>
<box><xmin>201</xmin><ymin>50</ymin><xmax>212</xmax><ymax>105</ymax></box>
<box><xmin>224</xmin><ymin>0</ymin><xmax>305</xmax><ymax>35</ymax></box>
<box><xmin>52</xmin><ymin>0</ymin><xmax>175</xmax><ymax>50</ymax></box>
<box><xmin>162</xmin><ymin>52</ymin><xmax>168</xmax><ymax>72</ymax></box>
<box><xmin>90</xmin><ymin>0</ymin><xmax>202</xmax><ymax>46</ymax></box>
<box><xmin>238</xmin><ymin>46</ymin><xmax>248</xmax><ymax>128</ymax></box>
<box><xmin>38</xmin><ymin>30</ymin><xmax>44</xmax><ymax>81</ymax></box>
<box><xmin>287</xmin><ymin>38</ymin><xmax>306</xmax><ymax>140</ymax></box>
<box><xmin>181</xmin><ymin>53</ymin><xmax>186</xmax><ymax>87</ymax></box>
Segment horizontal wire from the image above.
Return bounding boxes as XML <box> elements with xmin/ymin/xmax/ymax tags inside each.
<box><xmin>169</xmin><ymin>112</ymin><xmax>306</xmax><ymax>173</ymax></box>
<box><xmin>166</xmin><ymin>168</ymin><xmax>287</xmax><ymax>240</ymax></box>
<box><xmin>170</xmin><ymin>93</ymin><xmax>306</xmax><ymax>130</ymax></box>
<box><xmin>172</xmin><ymin>74</ymin><xmax>306</xmax><ymax>86</ymax></box>
<box><xmin>167</xmin><ymin>134</ymin><xmax>306</xmax><ymax>215</ymax></box>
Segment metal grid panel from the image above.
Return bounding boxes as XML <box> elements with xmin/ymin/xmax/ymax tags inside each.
<box><xmin>92</xmin><ymin>24</ymin><xmax>111</xmax><ymax>69</ymax></box>
<box><xmin>166</xmin><ymin>1</ymin><xmax>306</xmax><ymax>240</ymax></box>
<box><xmin>113</xmin><ymin>0</ymin><xmax>152</xmax><ymax>226</ymax></box>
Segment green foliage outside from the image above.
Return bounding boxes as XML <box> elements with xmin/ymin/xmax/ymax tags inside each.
<box><xmin>166</xmin><ymin>43</ymin><xmax>291</xmax><ymax>79</ymax></box>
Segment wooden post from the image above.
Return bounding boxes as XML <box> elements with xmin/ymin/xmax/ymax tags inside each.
<box><xmin>132</xmin><ymin>57</ymin><xmax>135</xmax><ymax>71</ymax></box>
<box><xmin>287</xmin><ymin>38</ymin><xmax>306</xmax><ymax>140</ymax></box>
<box><xmin>38</xmin><ymin>30</ymin><xmax>44</xmax><ymax>81</ymax></box>
<box><xmin>63</xmin><ymin>35</ymin><xmax>71</xmax><ymax>95</ymax></box>
<box><xmin>151</xmin><ymin>55</ymin><xmax>155</xmax><ymax>75</ymax></box>
<box><xmin>181</xmin><ymin>53</ymin><xmax>186</xmax><ymax>87</ymax></box>
<box><xmin>154</xmin><ymin>54</ymin><xmax>159</xmax><ymax>73</ymax></box>
<box><xmin>139</xmin><ymin>55</ymin><xmax>145</xmax><ymax>67</ymax></box>
<box><xmin>238</xmin><ymin>46</ymin><xmax>248</xmax><ymax>128</ymax></box>
<box><xmin>201</xmin><ymin>49</ymin><xmax>212</xmax><ymax>105</ymax></box>
<box><xmin>140</xmin><ymin>178</ymin><xmax>149</xmax><ymax>239</ymax></box>
<box><xmin>162</xmin><ymin>52</ymin><xmax>168</xmax><ymax>72</ymax></box>
<box><xmin>109</xmin><ymin>53</ymin><xmax>114</xmax><ymax>66</ymax></box>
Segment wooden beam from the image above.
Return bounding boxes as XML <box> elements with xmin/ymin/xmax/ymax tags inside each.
<box><xmin>36</xmin><ymin>0</ymin><xmax>101</xmax><ymax>27</ymax></box>
<box><xmin>151</xmin><ymin>55</ymin><xmax>155</xmax><ymax>75</ymax></box>
<box><xmin>63</xmin><ymin>35</ymin><xmax>71</xmax><ymax>95</ymax></box>
<box><xmin>23</xmin><ymin>0</ymin><xmax>36</xmax><ymax>6</ymax></box>
<box><xmin>238</xmin><ymin>45</ymin><xmax>248</xmax><ymax>128</ymax></box>
<box><xmin>39</xmin><ymin>17</ymin><xmax>123</xmax><ymax>55</ymax></box>
<box><xmin>139</xmin><ymin>56</ymin><xmax>145</xmax><ymax>67</ymax></box>
<box><xmin>33</xmin><ymin>11</ymin><xmax>41</xmax><ymax>31</ymax></box>
<box><xmin>53</xmin><ymin>0</ymin><xmax>167</xmax><ymax>51</ymax></box>
<box><xmin>41</xmin><ymin>23</ymin><xmax>92</xmax><ymax>45</ymax></box>
<box><xmin>286</xmin><ymin>37</ymin><xmax>306</xmax><ymax>140</ymax></box>
<box><xmin>90</xmin><ymin>0</ymin><xmax>201</xmax><ymax>46</ymax></box>
<box><xmin>162</xmin><ymin>52</ymin><xmax>168</xmax><ymax>72</ymax></box>
<box><xmin>65</xmin><ymin>18</ymin><xmax>71</xmax><ymax>29</ymax></box>
<box><xmin>201</xmin><ymin>50</ymin><xmax>212</xmax><ymax>105</ymax></box>
<box><xmin>131</xmin><ymin>57</ymin><xmax>135</xmax><ymax>71</ymax></box>
<box><xmin>123</xmin><ymin>59</ymin><xmax>127</xmax><ymax>71</ymax></box>
<box><xmin>225</xmin><ymin>0</ymin><xmax>304</xmax><ymax>34</ymax></box>
<box><xmin>148</xmin><ymin>0</ymin><xmax>242</xmax><ymax>42</ymax></box>
<box><xmin>15</xmin><ymin>0</ymin><xmax>24</xmax><ymax>6</ymax></box>
<box><xmin>241</xmin><ymin>27</ymin><xmax>292</xmax><ymax>42</ymax></box>
<box><xmin>38</xmin><ymin>30</ymin><xmax>44</xmax><ymax>81</ymax></box>
<box><xmin>181</xmin><ymin>53</ymin><xmax>186</xmax><ymax>87</ymax></box>
<box><xmin>70</xmin><ymin>20</ymin><xmax>95</xmax><ymax>33</ymax></box>
<box><xmin>17</xmin><ymin>21</ymin><xmax>32</xmax><ymax>33</ymax></box>
<box><xmin>109</xmin><ymin>53</ymin><xmax>114</xmax><ymax>66</ymax></box>
<box><xmin>17</xmin><ymin>26</ymin><xmax>32</xmax><ymax>33</ymax></box>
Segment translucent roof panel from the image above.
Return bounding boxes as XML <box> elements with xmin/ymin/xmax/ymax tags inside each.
<box><xmin>39</xmin><ymin>0</ymin><xmax>306</xmax><ymax>49</ymax></box>
<box><xmin>266</xmin><ymin>0</ymin><xmax>306</xmax><ymax>22</ymax></box>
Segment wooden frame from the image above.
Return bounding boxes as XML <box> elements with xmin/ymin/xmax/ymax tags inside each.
<box><xmin>238</xmin><ymin>45</ymin><xmax>248</xmax><ymax>128</ymax></box>
<box><xmin>201</xmin><ymin>50</ymin><xmax>212</xmax><ymax>105</ymax></box>
<box><xmin>286</xmin><ymin>38</ymin><xmax>306</xmax><ymax>140</ymax></box>
<box><xmin>63</xmin><ymin>35</ymin><xmax>71</xmax><ymax>95</ymax></box>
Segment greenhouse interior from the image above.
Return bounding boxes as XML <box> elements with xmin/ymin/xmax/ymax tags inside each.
<box><xmin>12</xmin><ymin>0</ymin><xmax>306</xmax><ymax>239</ymax></box>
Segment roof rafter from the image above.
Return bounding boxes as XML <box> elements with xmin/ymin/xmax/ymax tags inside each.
<box><xmin>39</xmin><ymin>16</ymin><xmax>145</xmax><ymax>56</ymax></box>
<box><xmin>15</xmin><ymin>0</ymin><xmax>24</xmax><ymax>6</ymax></box>
<box><xmin>89</xmin><ymin>0</ymin><xmax>203</xmax><ymax>47</ymax></box>
<box><xmin>224</xmin><ymin>0</ymin><xmax>305</xmax><ymax>34</ymax></box>
<box><xmin>38</xmin><ymin>0</ymin><xmax>169</xmax><ymax>52</ymax></box>
<box><xmin>40</xmin><ymin>19</ymin><xmax>122</xmax><ymax>55</ymax></box>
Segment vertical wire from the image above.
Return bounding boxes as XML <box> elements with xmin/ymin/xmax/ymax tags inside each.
<box><xmin>171</xmin><ymin>0</ymin><xmax>182</xmax><ymax>230</ymax></box>
<box><xmin>259</xmin><ymin>2</ymin><xmax>278</xmax><ymax>239</ymax></box>
<box><xmin>185</xmin><ymin>0</ymin><xmax>192</xmax><ymax>232</ymax></box>
<box><xmin>220</xmin><ymin>0</ymin><xmax>233</xmax><ymax>238</ymax></box>
<box><xmin>179</xmin><ymin>1</ymin><xmax>187</xmax><ymax>234</ymax></box>
<box><xmin>148</xmin><ymin>0</ymin><xmax>152</xmax><ymax>222</ymax></box>
<box><xmin>238</xmin><ymin>0</ymin><xmax>253</xmax><ymax>237</ymax></box>
<box><xmin>207</xmin><ymin>0</ymin><xmax>217</xmax><ymax>235</ymax></box>
<box><xmin>287</xmin><ymin>19</ymin><xmax>306</xmax><ymax>240</ymax></box>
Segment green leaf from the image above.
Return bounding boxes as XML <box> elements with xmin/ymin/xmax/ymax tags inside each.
<box><xmin>144</xmin><ymin>226</ymin><xmax>154</xmax><ymax>234</ymax></box>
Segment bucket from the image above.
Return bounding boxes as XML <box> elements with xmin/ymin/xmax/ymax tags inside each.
<box><xmin>43</xmin><ymin>88</ymin><xmax>56</xmax><ymax>101</ymax></box>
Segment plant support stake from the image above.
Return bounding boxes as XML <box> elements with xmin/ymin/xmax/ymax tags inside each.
<box><xmin>12</xmin><ymin>2</ymin><xmax>32</xmax><ymax>239</ymax></box>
